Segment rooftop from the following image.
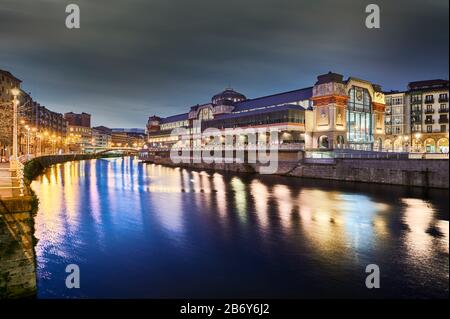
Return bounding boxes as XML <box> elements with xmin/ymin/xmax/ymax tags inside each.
<box><xmin>408</xmin><ymin>79</ymin><xmax>449</xmax><ymax>91</ymax></box>
<box><xmin>234</xmin><ymin>87</ymin><xmax>313</xmax><ymax>112</ymax></box>
<box><xmin>159</xmin><ymin>113</ymin><xmax>189</xmax><ymax>124</ymax></box>
<box><xmin>0</xmin><ymin>69</ymin><xmax>22</xmax><ymax>83</ymax></box>
<box><xmin>213</xmin><ymin>103</ymin><xmax>306</xmax><ymax>121</ymax></box>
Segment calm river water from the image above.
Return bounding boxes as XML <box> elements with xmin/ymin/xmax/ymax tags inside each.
<box><xmin>31</xmin><ymin>157</ymin><xmax>449</xmax><ymax>298</ymax></box>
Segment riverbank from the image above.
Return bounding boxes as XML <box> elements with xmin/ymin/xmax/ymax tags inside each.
<box><xmin>148</xmin><ymin>154</ymin><xmax>449</xmax><ymax>189</ymax></box>
<box><xmin>0</xmin><ymin>153</ymin><xmax>120</xmax><ymax>299</ymax></box>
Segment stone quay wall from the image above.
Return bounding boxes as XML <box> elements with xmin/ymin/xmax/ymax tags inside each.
<box><xmin>0</xmin><ymin>196</ymin><xmax>36</xmax><ymax>298</ymax></box>
<box><xmin>288</xmin><ymin>158</ymin><xmax>448</xmax><ymax>189</ymax></box>
<box><xmin>148</xmin><ymin>153</ymin><xmax>449</xmax><ymax>189</ymax></box>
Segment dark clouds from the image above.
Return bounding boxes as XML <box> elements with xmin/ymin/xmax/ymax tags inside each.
<box><xmin>0</xmin><ymin>0</ymin><xmax>448</xmax><ymax>127</ymax></box>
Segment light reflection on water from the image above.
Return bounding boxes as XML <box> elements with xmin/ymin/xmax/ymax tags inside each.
<box><xmin>32</xmin><ymin>157</ymin><xmax>449</xmax><ymax>298</ymax></box>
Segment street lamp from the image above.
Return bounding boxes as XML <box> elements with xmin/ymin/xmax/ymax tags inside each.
<box><xmin>414</xmin><ymin>133</ymin><xmax>422</xmax><ymax>152</ymax></box>
<box><xmin>10</xmin><ymin>88</ymin><xmax>20</xmax><ymax>169</ymax></box>
<box><xmin>32</xmin><ymin>128</ymin><xmax>37</xmax><ymax>156</ymax></box>
<box><xmin>403</xmin><ymin>135</ymin><xmax>409</xmax><ymax>153</ymax></box>
<box><xmin>25</xmin><ymin>125</ymin><xmax>30</xmax><ymax>159</ymax></box>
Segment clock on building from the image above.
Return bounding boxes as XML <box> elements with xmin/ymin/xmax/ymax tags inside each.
<box><xmin>356</xmin><ymin>90</ymin><xmax>363</xmax><ymax>101</ymax></box>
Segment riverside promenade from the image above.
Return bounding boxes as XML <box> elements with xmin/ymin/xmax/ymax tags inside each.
<box><xmin>0</xmin><ymin>163</ymin><xmax>14</xmax><ymax>198</ymax></box>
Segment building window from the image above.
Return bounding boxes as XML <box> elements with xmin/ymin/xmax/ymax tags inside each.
<box><xmin>411</xmin><ymin>94</ymin><xmax>422</xmax><ymax>104</ymax></box>
<box><xmin>441</xmin><ymin>125</ymin><xmax>447</xmax><ymax>133</ymax></box>
<box><xmin>347</xmin><ymin>86</ymin><xmax>372</xmax><ymax>146</ymax></box>
<box><xmin>424</xmin><ymin>95</ymin><xmax>434</xmax><ymax>103</ymax></box>
<box><xmin>427</xmin><ymin>125</ymin><xmax>432</xmax><ymax>133</ymax></box>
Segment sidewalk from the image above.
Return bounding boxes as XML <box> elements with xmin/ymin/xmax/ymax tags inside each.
<box><xmin>0</xmin><ymin>162</ymin><xmax>13</xmax><ymax>198</ymax></box>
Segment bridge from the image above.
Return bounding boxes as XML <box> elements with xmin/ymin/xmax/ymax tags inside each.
<box><xmin>83</xmin><ymin>146</ymin><xmax>140</xmax><ymax>155</ymax></box>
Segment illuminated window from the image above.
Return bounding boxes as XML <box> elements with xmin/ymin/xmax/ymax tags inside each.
<box><xmin>347</xmin><ymin>86</ymin><xmax>373</xmax><ymax>148</ymax></box>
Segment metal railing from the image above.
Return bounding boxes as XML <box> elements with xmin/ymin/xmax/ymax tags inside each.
<box><xmin>154</xmin><ymin>143</ymin><xmax>305</xmax><ymax>152</ymax></box>
<box><xmin>305</xmin><ymin>150</ymin><xmax>411</xmax><ymax>161</ymax></box>
<box><xmin>409</xmin><ymin>153</ymin><xmax>449</xmax><ymax>160</ymax></box>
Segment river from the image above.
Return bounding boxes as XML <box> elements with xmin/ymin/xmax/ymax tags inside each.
<box><xmin>31</xmin><ymin>157</ymin><xmax>449</xmax><ymax>298</ymax></box>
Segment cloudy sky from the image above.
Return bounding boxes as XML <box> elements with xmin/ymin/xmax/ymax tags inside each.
<box><xmin>0</xmin><ymin>0</ymin><xmax>448</xmax><ymax>127</ymax></box>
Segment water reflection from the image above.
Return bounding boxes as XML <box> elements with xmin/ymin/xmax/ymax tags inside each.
<box><xmin>402</xmin><ymin>198</ymin><xmax>449</xmax><ymax>263</ymax></box>
<box><xmin>32</xmin><ymin>157</ymin><xmax>449</xmax><ymax>298</ymax></box>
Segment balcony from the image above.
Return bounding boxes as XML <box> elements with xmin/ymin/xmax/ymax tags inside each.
<box><xmin>439</xmin><ymin>118</ymin><xmax>449</xmax><ymax>124</ymax></box>
<box><xmin>424</xmin><ymin>109</ymin><xmax>435</xmax><ymax>114</ymax></box>
<box><xmin>438</xmin><ymin>107</ymin><xmax>449</xmax><ymax>113</ymax></box>
<box><xmin>439</xmin><ymin>97</ymin><xmax>449</xmax><ymax>103</ymax></box>
<box><xmin>424</xmin><ymin>98</ymin><xmax>435</xmax><ymax>104</ymax></box>
<box><xmin>424</xmin><ymin>119</ymin><xmax>435</xmax><ymax>124</ymax></box>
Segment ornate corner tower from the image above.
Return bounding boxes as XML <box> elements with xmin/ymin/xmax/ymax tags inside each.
<box><xmin>309</xmin><ymin>72</ymin><xmax>349</xmax><ymax>149</ymax></box>
<box><xmin>308</xmin><ymin>72</ymin><xmax>386</xmax><ymax>151</ymax></box>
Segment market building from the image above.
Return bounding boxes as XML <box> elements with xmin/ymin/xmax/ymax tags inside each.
<box><xmin>147</xmin><ymin>72</ymin><xmax>386</xmax><ymax>152</ymax></box>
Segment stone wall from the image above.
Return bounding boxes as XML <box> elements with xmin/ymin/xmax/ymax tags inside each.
<box><xmin>24</xmin><ymin>154</ymin><xmax>115</xmax><ymax>181</ymax></box>
<box><xmin>0</xmin><ymin>207</ymin><xmax>36</xmax><ymax>298</ymax></box>
<box><xmin>288</xmin><ymin>158</ymin><xmax>449</xmax><ymax>189</ymax></box>
<box><xmin>150</xmin><ymin>155</ymin><xmax>449</xmax><ymax>189</ymax></box>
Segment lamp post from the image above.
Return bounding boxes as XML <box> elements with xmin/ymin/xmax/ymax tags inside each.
<box><xmin>403</xmin><ymin>135</ymin><xmax>409</xmax><ymax>153</ymax></box>
<box><xmin>10</xmin><ymin>88</ymin><xmax>20</xmax><ymax>169</ymax></box>
<box><xmin>414</xmin><ymin>133</ymin><xmax>422</xmax><ymax>153</ymax></box>
<box><xmin>52</xmin><ymin>135</ymin><xmax>56</xmax><ymax>154</ymax></box>
<box><xmin>25</xmin><ymin>125</ymin><xmax>31</xmax><ymax>159</ymax></box>
<box><xmin>32</xmin><ymin>127</ymin><xmax>37</xmax><ymax>156</ymax></box>
<box><xmin>43</xmin><ymin>131</ymin><xmax>49</xmax><ymax>154</ymax></box>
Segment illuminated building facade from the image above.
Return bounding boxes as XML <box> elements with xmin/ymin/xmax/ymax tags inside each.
<box><xmin>65</xmin><ymin>112</ymin><xmax>92</xmax><ymax>152</ymax></box>
<box><xmin>111</xmin><ymin>128</ymin><xmax>146</xmax><ymax>147</ymax></box>
<box><xmin>407</xmin><ymin>80</ymin><xmax>449</xmax><ymax>153</ymax></box>
<box><xmin>0</xmin><ymin>69</ymin><xmax>21</xmax><ymax>160</ymax></box>
<box><xmin>92</xmin><ymin>126</ymin><xmax>112</xmax><ymax>148</ymax></box>
<box><xmin>383</xmin><ymin>91</ymin><xmax>409</xmax><ymax>152</ymax></box>
<box><xmin>1</xmin><ymin>69</ymin><xmax>67</xmax><ymax>157</ymax></box>
<box><xmin>147</xmin><ymin>72</ymin><xmax>386</xmax><ymax>152</ymax></box>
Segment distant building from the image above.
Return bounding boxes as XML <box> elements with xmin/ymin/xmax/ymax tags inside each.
<box><xmin>18</xmin><ymin>90</ymin><xmax>68</xmax><ymax>154</ymax></box>
<box><xmin>111</xmin><ymin>128</ymin><xmax>146</xmax><ymax>147</ymax></box>
<box><xmin>65</xmin><ymin>112</ymin><xmax>92</xmax><ymax>152</ymax></box>
<box><xmin>64</xmin><ymin>112</ymin><xmax>91</xmax><ymax>127</ymax></box>
<box><xmin>92</xmin><ymin>126</ymin><xmax>112</xmax><ymax>148</ymax></box>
